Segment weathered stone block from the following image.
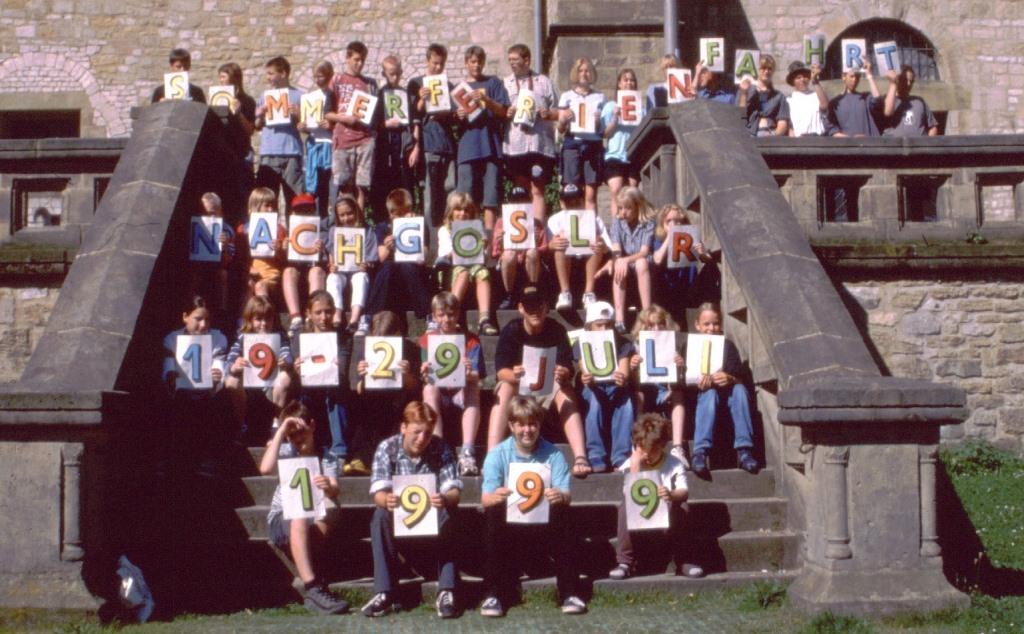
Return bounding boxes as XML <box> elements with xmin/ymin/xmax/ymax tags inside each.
<box><xmin>960</xmin><ymin>321</ymin><xmax>997</xmax><ymax>337</ymax></box>
<box><xmin>999</xmin><ymin>408</ymin><xmax>1024</xmax><ymax>434</ymax></box>
<box><xmin>845</xmin><ymin>285</ymin><xmax>880</xmax><ymax>310</ymax></box>
<box><xmin>994</xmin><ymin>346</ymin><xmax>1024</xmax><ymax>364</ymax></box>
<box><xmin>934</xmin><ymin>359</ymin><xmax>983</xmax><ymax>378</ymax></box>
<box><xmin>901</xmin><ymin>313</ymin><xmax>942</xmax><ymax>337</ymax></box>
<box><xmin>997</xmin><ymin>324</ymin><xmax>1024</xmax><ymax>343</ymax></box>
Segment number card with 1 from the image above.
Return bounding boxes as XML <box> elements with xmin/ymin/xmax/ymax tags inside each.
<box><xmin>189</xmin><ymin>216</ymin><xmax>226</xmax><ymax>262</ymax></box>
<box><xmin>394</xmin><ymin>473</ymin><xmax>438</xmax><ymax>537</ymax></box>
<box><xmin>263</xmin><ymin>88</ymin><xmax>292</xmax><ymax>126</ymax></box>
<box><xmin>666</xmin><ymin>68</ymin><xmax>694</xmax><ymax>103</ymax></box>
<box><xmin>699</xmin><ymin>37</ymin><xmax>726</xmax><ymax>73</ymax></box>
<box><xmin>501</xmin><ymin>204</ymin><xmax>535</xmax><ymax>250</ymax></box>
<box><xmin>164</xmin><ymin>71</ymin><xmax>189</xmax><ymax>100</ymax></box>
<box><xmin>616</xmin><ymin>90</ymin><xmax>642</xmax><ymax>125</ymax></box>
<box><xmin>638</xmin><ymin>330</ymin><xmax>678</xmax><ymax>384</ymax></box>
<box><xmin>392</xmin><ymin>217</ymin><xmax>425</xmax><ymax>263</ymax></box>
<box><xmin>685</xmin><ymin>333</ymin><xmax>725</xmax><ymax>386</ymax></box>
<box><xmin>519</xmin><ymin>345</ymin><xmax>557</xmax><ymax>397</ymax></box>
<box><xmin>299</xmin><ymin>332</ymin><xmax>339</xmax><ymax>387</ymax></box>
<box><xmin>243</xmin><ymin>333</ymin><xmax>280</xmax><ymax>388</ymax></box>
<box><xmin>345</xmin><ymin>89</ymin><xmax>378</xmax><ymax>127</ymax></box>
<box><xmin>176</xmin><ymin>334</ymin><xmax>213</xmax><ymax>390</ymax></box>
<box><xmin>279</xmin><ymin>457</ymin><xmax>327</xmax><ymax>520</ymax></box>
<box><xmin>842</xmin><ymin>39</ymin><xmax>867</xmax><ymax>74</ymax></box>
<box><xmin>248</xmin><ymin>212</ymin><xmax>279</xmax><ymax>259</ymax></box>
<box><xmin>565</xmin><ymin>209</ymin><xmax>596</xmax><ymax>256</ymax></box>
<box><xmin>568</xmin><ymin>92</ymin><xmax>604</xmax><ymax>135</ymax></box>
<box><xmin>208</xmin><ymin>84</ymin><xmax>236</xmax><ymax>110</ymax></box>
<box><xmin>624</xmin><ymin>470</ymin><xmax>670</xmax><ymax>530</ymax></box>
<box><xmin>300</xmin><ymin>91</ymin><xmax>326</xmax><ymax>130</ymax></box>
<box><xmin>334</xmin><ymin>227</ymin><xmax>364</xmax><ymax>273</ymax></box>
<box><xmin>451</xmin><ymin>82</ymin><xmax>483</xmax><ymax>122</ymax></box>
<box><xmin>507</xmin><ymin>462</ymin><xmax>550</xmax><ymax>524</ymax></box>
<box><xmin>512</xmin><ymin>88</ymin><xmax>537</xmax><ymax>127</ymax></box>
<box><xmin>288</xmin><ymin>215</ymin><xmax>320</xmax><ymax>263</ymax></box>
<box><xmin>382</xmin><ymin>88</ymin><xmax>410</xmax><ymax>125</ymax></box>
<box><xmin>422</xmin><ymin>74</ymin><xmax>452</xmax><ymax>114</ymax></box>
<box><xmin>666</xmin><ymin>225</ymin><xmax>701</xmax><ymax>270</ymax></box>
<box><xmin>428</xmin><ymin>334</ymin><xmax>465</xmax><ymax>389</ymax></box>
<box><xmin>450</xmin><ymin>219</ymin><xmax>485</xmax><ymax>266</ymax></box>
<box><xmin>578</xmin><ymin>329</ymin><xmax>617</xmax><ymax>383</ymax></box>
<box><xmin>365</xmin><ymin>336</ymin><xmax>403</xmax><ymax>390</ymax></box>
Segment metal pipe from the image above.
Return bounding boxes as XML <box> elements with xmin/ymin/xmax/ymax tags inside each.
<box><xmin>664</xmin><ymin>0</ymin><xmax>679</xmax><ymax>60</ymax></box>
<box><xmin>533</xmin><ymin>0</ymin><xmax>544</xmax><ymax>72</ymax></box>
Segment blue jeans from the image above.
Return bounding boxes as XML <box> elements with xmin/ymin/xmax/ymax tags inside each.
<box><xmin>582</xmin><ymin>383</ymin><xmax>635</xmax><ymax>471</ymax></box>
<box><xmin>694</xmin><ymin>383</ymin><xmax>754</xmax><ymax>454</ymax></box>
<box><xmin>301</xmin><ymin>389</ymin><xmax>349</xmax><ymax>459</ymax></box>
<box><xmin>370</xmin><ymin>506</ymin><xmax>457</xmax><ymax>594</ymax></box>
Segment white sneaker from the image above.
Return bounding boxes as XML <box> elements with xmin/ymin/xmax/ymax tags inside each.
<box><xmin>582</xmin><ymin>292</ymin><xmax>597</xmax><ymax>307</ymax></box>
<box><xmin>288</xmin><ymin>316</ymin><xmax>304</xmax><ymax>336</ymax></box>
<box><xmin>670</xmin><ymin>444</ymin><xmax>690</xmax><ymax>470</ymax></box>
<box><xmin>458</xmin><ymin>451</ymin><xmax>479</xmax><ymax>476</ymax></box>
<box><xmin>561</xmin><ymin>595</ymin><xmax>587</xmax><ymax>615</ymax></box>
<box><xmin>355</xmin><ymin>315</ymin><xmax>370</xmax><ymax>336</ymax></box>
<box><xmin>555</xmin><ymin>291</ymin><xmax>572</xmax><ymax>310</ymax></box>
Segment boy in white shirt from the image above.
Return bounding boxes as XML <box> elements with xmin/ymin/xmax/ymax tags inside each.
<box><xmin>785</xmin><ymin>61</ymin><xmax>828</xmax><ymax>137</ymax></box>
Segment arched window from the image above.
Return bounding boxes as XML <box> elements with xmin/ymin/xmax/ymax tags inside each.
<box><xmin>824</xmin><ymin>19</ymin><xmax>939</xmax><ymax>81</ymax></box>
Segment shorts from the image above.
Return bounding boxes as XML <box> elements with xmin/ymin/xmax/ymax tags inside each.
<box><xmin>495</xmin><ymin>378</ymin><xmax>558</xmax><ymax>410</ymax></box>
<box><xmin>456</xmin><ymin>158</ymin><xmax>501</xmax><ymax>209</ymax></box>
<box><xmin>604</xmin><ymin>160</ymin><xmax>639</xmax><ymax>183</ymax></box>
<box><xmin>438</xmin><ymin>387</ymin><xmax>467</xmax><ymax>410</ymax></box>
<box><xmin>250</xmin><ymin>259</ymin><xmax>282</xmax><ymax>292</ymax></box>
<box><xmin>332</xmin><ymin>139</ymin><xmax>376</xmax><ymax>189</ymax></box>
<box><xmin>268</xmin><ymin>513</ymin><xmax>290</xmax><ymax>548</ymax></box>
<box><xmin>506</xmin><ymin>153</ymin><xmax>555</xmax><ymax>184</ymax></box>
<box><xmin>451</xmin><ymin>264</ymin><xmax>490</xmax><ymax>283</ymax></box>
<box><xmin>560</xmin><ymin>139</ymin><xmax>603</xmax><ymax>186</ymax></box>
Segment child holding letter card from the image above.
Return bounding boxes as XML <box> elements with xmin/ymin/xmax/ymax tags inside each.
<box><xmin>651</xmin><ymin>204</ymin><xmax>712</xmax><ymax>325</ymax></box>
<box><xmin>479</xmin><ymin>396</ymin><xmax>585</xmax><ymax>616</ymax></box>
<box><xmin>364</xmin><ymin>189</ymin><xmax>433</xmax><ymax>322</ymax></box>
<box><xmin>365</xmin><ymin>402</ymin><xmax>462</xmax><ymax>617</ymax></box>
<box><xmin>547</xmin><ymin>185</ymin><xmax>612</xmax><ymax>309</ymax></box>
<box><xmin>630</xmin><ymin>305</ymin><xmax>688</xmax><ymax>466</ymax></box>
<box><xmin>558</xmin><ymin>58</ymin><xmax>606</xmax><ymax>209</ymax></box>
<box><xmin>493</xmin><ymin>188</ymin><xmax>549</xmax><ymax>306</ymax></box>
<box><xmin>325</xmin><ymin>195</ymin><xmax>378</xmax><ymax>332</ymax></box>
<box><xmin>437</xmin><ymin>192</ymin><xmax>498</xmax><ymax>335</ymax></box>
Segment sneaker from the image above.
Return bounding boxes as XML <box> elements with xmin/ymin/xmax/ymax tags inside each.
<box><xmin>355</xmin><ymin>315</ymin><xmax>370</xmax><ymax>336</ymax></box>
<box><xmin>343</xmin><ymin>458</ymin><xmax>370</xmax><ymax>476</ymax></box>
<box><xmin>304</xmin><ymin>585</ymin><xmax>350</xmax><ymax>615</ymax></box>
<box><xmin>691</xmin><ymin>451</ymin><xmax>709</xmax><ymax>478</ymax></box>
<box><xmin>497</xmin><ymin>296</ymin><xmax>515</xmax><ymax>310</ymax></box>
<box><xmin>288</xmin><ymin>316</ymin><xmax>304</xmax><ymax>336</ymax></box>
<box><xmin>435</xmin><ymin>590</ymin><xmax>456</xmax><ymax>619</ymax></box>
<box><xmin>614</xmin><ymin>322</ymin><xmax>627</xmax><ymax>336</ymax></box>
<box><xmin>581</xmin><ymin>292</ymin><xmax>597</xmax><ymax>307</ymax></box>
<box><xmin>679</xmin><ymin>563</ymin><xmax>705</xmax><ymax>578</ymax></box>
<box><xmin>426</xmin><ymin>319</ymin><xmax>439</xmax><ymax>332</ymax></box>
<box><xmin>561</xmin><ymin>595</ymin><xmax>587</xmax><ymax>615</ymax></box>
<box><xmin>458</xmin><ymin>452</ymin><xmax>479</xmax><ymax>476</ymax></box>
<box><xmin>608</xmin><ymin>563</ymin><xmax>633</xmax><ymax>580</ymax></box>
<box><xmin>738</xmin><ymin>448</ymin><xmax>759</xmax><ymax>474</ymax></box>
<box><xmin>479</xmin><ymin>318</ymin><xmax>498</xmax><ymax>336</ymax></box>
<box><xmin>670</xmin><ymin>444</ymin><xmax>690</xmax><ymax>470</ymax></box>
<box><xmin>361</xmin><ymin>592</ymin><xmax>393</xmax><ymax>617</ymax></box>
<box><xmin>555</xmin><ymin>290</ymin><xmax>572</xmax><ymax>310</ymax></box>
<box><xmin>479</xmin><ymin>595</ymin><xmax>504</xmax><ymax>617</ymax></box>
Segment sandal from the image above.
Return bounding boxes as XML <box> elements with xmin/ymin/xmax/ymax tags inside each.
<box><xmin>572</xmin><ymin>455</ymin><xmax>593</xmax><ymax>479</ymax></box>
<box><xmin>479</xmin><ymin>318</ymin><xmax>499</xmax><ymax>336</ymax></box>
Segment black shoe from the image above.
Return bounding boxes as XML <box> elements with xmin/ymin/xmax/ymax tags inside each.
<box><xmin>361</xmin><ymin>592</ymin><xmax>393</xmax><ymax>617</ymax></box>
<box><xmin>435</xmin><ymin>590</ymin><xmax>456</xmax><ymax>618</ymax></box>
<box><xmin>738</xmin><ymin>448</ymin><xmax>759</xmax><ymax>474</ymax></box>
<box><xmin>691</xmin><ymin>451</ymin><xmax>709</xmax><ymax>478</ymax></box>
<box><xmin>303</xmin><ymin>585</ymin><xmax>349</xmax><ymax>615</ymax></box>
<box><xmin>498</xmin><ymin>296</ymin><xmax>515</xmax><ymax>310</ymax></box>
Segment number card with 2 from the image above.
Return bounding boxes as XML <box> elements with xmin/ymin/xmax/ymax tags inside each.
<box><xmin>288</xmin><ymin>215</ymin><xmax>320</xmax><ymax>263</ymax></box>
<box><xmin>507</xmin><ymin>462</ymin><xmax>550</xmax><ymax>524</ymax></box>
<box><xmin>394</xmin><ymin>473</ymin><xmax>438</xmax><ymax>537</ymax></box>
<box><xmin>428</xmin><ymin>334</ymin><xmax>465</xmax><ymax>389</ymax></box>
<box><xmin>667</xmin><ymin>225</ymin><xmax>701</xmax><ymax>270</ymax></box>
<box><xmin>451</xmin><ymin>219</ymin><xmax>485</xmax><ymax>266</ymax></box>
<box><xmin>365</xmin><ymin>336</ymin><xmax>403</xmax><ymax>390</ymax></box>
<box><xmin>638</xmin><ymin>330</ymin><xmax>678</xmax><ymax>384</ymax></box>
<box><xmin>578</xmin><ymin>329</ymin><xmax>617</xmax><ymax>383</ymax></box>
<box><xmin>176</xmin><ymin>334</ymin><xmax>213</xmax><ymax>390</ymax></box>
<box><xmin>565</xmin><ymin>209</ymin><xmax>596</xmax><ymax>256</ymax></box>
<box><xmin>243</xmin><ymin>333</ymin><xmax>280</xmax><ymax>388</ymax></box>
<box><xmin>624</xmin><ymin>470</ymin><xmax>670</xmax><ymax>530</ymax></box>
<box><xmin>279</xmin><ymin>457</ymin><xmax>327</xmax><ymax>520</ymax></box>
<box><xmin>299</xmin><ymin>332</ymin><xmax>339</xmax><ymax>387</ymax></box>
<box><xmin>189</xmin><ymin>216</ymin><xmax>226</xmax><ymax>263</ymax></box>
<box><xmin>392</xmin><ymin>217</ymin><xmax>425</xmax><ymax>263</ymax></box>
<box><xmin>248</xmin><ymin>212</ymin><xmax>279</xmax><ymax>259</ymax></box>
<box><xmin>685</xmin><ymin>333</ymin><xmax>725</xmax><ymax>386</ymax></box>
<box><xmin>501</xmin><ymin>204</ymin><xmax>535</xmax><ymax>250</ymax></box>
<box><xmin>519</xmin><ymin>345</ymin><xmax>557</xmax><ymax>397</ymax></box>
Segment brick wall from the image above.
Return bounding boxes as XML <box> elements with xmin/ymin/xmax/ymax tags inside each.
<box><xmin>0</xmin><ymin>286</ymin><xmax>60</xmax><ymax>384</ymax></box>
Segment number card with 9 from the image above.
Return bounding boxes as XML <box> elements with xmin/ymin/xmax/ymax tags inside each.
<box><xmin>428</xmin><ymin>334</ymin><xmax>465</xmax><ymax>389</ymax></box>
<box><xmin>243</xmin><ymin>333</ymin><xmax>280</xmax><ymax>388</ymax></box>
<box><xmin>624</xmin><ymin>470</ymin><xmax>670</xmax><ymax>530</ymax></box>
<box><xmin>279</xmin><ymin>456</ymin><xmax>327</xmax><ymax>520</ymax></box>
<box><xmin>365</xmin><ymin>336</ymin><xmax>403</xmax><ymax>390</ymax></box>
<box><xmin>507</xmin><ymin>462</ymin><xmax>550</xmax><ymax>524</ymax></box>
<box><xmin>393</xmin><ymin>473</ymin><xmax>438</xmax><ymax>537</ymax></box>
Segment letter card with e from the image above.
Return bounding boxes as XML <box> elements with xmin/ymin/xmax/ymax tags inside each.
<box><xmin>248</xmin><ymin>212</ymin><xmax>279</xmax><ymax>259</ymax></box>
<box><xmin>279</xmin><ymin>456</ymin><xmax>327</xmax><ymax>520</ymax></box>
<box><xmin>451</xmin><ymin>219</ymin><xmax>485</xmax><ymax>266</ymax></box>
<box><xmin>345</xmin><ymin>89</ymin><xmax>378</xmax><ymax>127</ymax></box>
<box><xmin>451</xmin><ymin>82</ymin><xmax>483</xmax><ymax>122</ymax></box>
<box><xmin>578</xmin><ymin>329</ymin><xmax>617</xmax><ymax>383</ymax></box>
<box><xmin>428</xmin><ymin>334</ymin><xmax>466</xmax><ymax>389</ymax></box>
<box><xmin>190</xmin><ymin>216</ymin><xmax>225</xmax><ymax>262</ymax></box>
<box><xmin>243</xmin><ymin>333</ymin><xmax>280</xmax><ymax>388</ymax></box>
<box><xmin>502</xmin><ymin>204</ymin><xmax>535</xmax><ymax>250</ymax></box>
<box><xmin>638</xmin><ymin>330</ymin><xmax>678</xmax><ymax>384</ymax></box>
<box><xmin>507</xmin><ymin>462</ymin><xmax>551</xmax><ymax>524</ymax></box>
<box><xmin>616</xmin><ymin>90</ymin><xmax>642</xmax><ymax>125</ymax></box>
<box><xmin>666</xmin><ymin>225</ymin><xmax>701</xmax><ymax>270</ymax></box>
<box><xmin>299</xmin><ymin>332</ymin><xmax>339</xmax><ymax>387</ymax></box>
<box><xmin>624</xmin><ymin>470</ymin><xmax>670</xmax><ymax>530</ymax></box>
<box><xmin>176</xmin><ymin>334</ymin><xmax>213</xmax><ymax>390</ymax></box>
<box><xmin>288</xmin><ymin>215</ymin><xmax>320</xmax><ymax>263</ymax></box>
<box><xmin>519</xmin><ymin>345</ymin><xmax>557</xmax><ymax>397</ymax></box>
<box><xmin>393</xmin><ymin>217</ymin><xmax>425</xmax><ymax>263</ymax></box>
<box><xmin>685</xmin><ymin>333</ymin><xmax>725</xmax><ymax>385</ymax></box>
<box><xmin>394</xmin><ymin>473</ymin><xmax>438</xmax><ymax>537</ymax></box>
<box><xmin>365</xmin><ymin>336</ymin><xmax>403</xmax><ymax>390</ymax></box>
<box><xmin>565</xmin><ymin>209</ymin><xmax>596</xmax><ymax>256</ymax></box>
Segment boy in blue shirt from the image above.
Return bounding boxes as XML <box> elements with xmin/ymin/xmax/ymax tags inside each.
<box><xmin>255</xmin><ymin>56</ymin><xmax>305</xmax><ymax>203</ymax></box>
<box><xmin>479</xmin><ymin>396</ymin><xmax>586</xmax><ymax>617</ymax></box>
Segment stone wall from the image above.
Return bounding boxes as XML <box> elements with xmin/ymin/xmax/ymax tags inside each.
<box><xmin>843</xmin><ymin>277</ymin><xmax>1024</xmax><ymax>453</ymax></box>
<box><xmin>0</xmin><ymin>285</ymin><xmax>60</xmax><ymax>385</ymax></box>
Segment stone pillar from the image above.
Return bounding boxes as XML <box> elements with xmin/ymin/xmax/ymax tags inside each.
<box><xmin>919</xmin><ymin>444</ymin><xmax>941</xmax><ymax>558</ymax></box>
<box><xmin>61</xmin><ymin>443</ymin><xmax>85</xmax><ymax>562</ymax></box>
<box><xmin>823</xmin><ymin>446</ymin><xmax>851</xmax><ymax>560</ymax></box>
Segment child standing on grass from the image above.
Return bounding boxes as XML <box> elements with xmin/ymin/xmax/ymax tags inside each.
<box><xmin>260</xmin><ymin>400</ymin><xmax>349</xmax><ymax>615</ymax></box>
<box><xmin>436</xmin><ymin>191</ymin><xmax>498</xmax><ymax>336</ymax></box>
<box><xmin>324</xmin><ymin>195</ymin><xmax>377</xmax><ymax>335</ymax></box>
<box><xmin>607</xmin><ymin>186</ymin><xmax>655</xmax><ymax>333</ymax></box>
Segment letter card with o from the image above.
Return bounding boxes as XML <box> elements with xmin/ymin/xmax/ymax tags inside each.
<box><xmin>451</xmin><ymin>219</ymin><xmax>485</xmax><ymax>266</ymax></box>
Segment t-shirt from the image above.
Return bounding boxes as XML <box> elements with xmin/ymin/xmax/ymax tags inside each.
<box><xmin>610</xmin><ymin>218</ymin><xmax>655</xmax><ymax>257</ymax></box>
<box><xmin>267</xmin><ymin>448</ymin><xmax>340</xmax><ymax>524</ymax></box>
<box><xmin>408</xmin><ymin>75</ymin><xmax>456</xmax><ymax>157</ymax></box>
<box><xmin>600</xmin><ymin>100</ymin><xmax>636</xmax><ymax>163</ymax></box>
<box><xmin>547</xmin><ymin>209</ymin><xmax>613</xmax><ymax>252</ymax></box>
<box><xmin>494</xmin><ymin>317</ymin><xmax>574</xmax><ymax>374</ymax></box>
<box><xmin>257</xmin><ymin>87</ymin><xmax>304</xmax><ymax>157</ymax></box>
<box><xmin>743</xmin><ymin>86</ymin><xmax>790</xmax><ymax>136</ymax></box>
<box><xmin>883</xmin><ymin>96</ymin><xmax>937</xmax><ymax>137</ymax></box>
<box><xmin>418</xmin><ymin>330</ymin><xmax>487</xmax><ymax>381</ymax></box>
<box><xmin>697</xmin><ymin>87</ymin><xmax>736</xmax><ymax>105</ymax></box>
<box><xmin>827</xmin><ymin>92</ymin><xmax>882</xmax><ymax>137</ymax></box>
<box><xmin>616</xmin><ymin>452</ymin><xmax>688</xmax><ymax>493</ymax></box>
<box><xmin>324</xmin><ymin>223</ymin><xmax>380</xmax><ymax>269</ymax></box>
<box><xmin>457</xmin><ymin>76</ymin><xmax>509</xmax><ymax>164</ymax></box>
<box><xmin>558</xmin><ymin>89</ymin><xmax>606</xmax><ymax>143</ymax></box>
<box><xmin>331</xmin><ymin>72</ymin><xmax>379</xmax><ymax>150</ymax></box>
<box><xmin>787</xmin><ymin>90</ymin><xmax>826</xmax><ymax>137</ymax></box>
<box><xmin>482</xmin><ymin>436</ymin><xmax>571</xmax><ymax>494</ymax></box>
<box><xmin>503</xmin><ymin>72</ymin><xmax>557</xmax><ymax>158</ymax></box>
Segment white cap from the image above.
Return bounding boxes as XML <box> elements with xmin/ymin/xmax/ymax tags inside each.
<box><xmin>584</xmin><ymin>301</ymin><xmax>614</xmax><ymax>325</ymax></box>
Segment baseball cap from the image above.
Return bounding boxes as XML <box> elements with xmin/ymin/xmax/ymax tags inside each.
<box><xmin>519</xmin><ymin>286</ymin><xmax>546</xmax><ymax>312</ymax></box>
<box><xmin>584</xmin><ymin>301</ymin><xmax>614</xmax><ymax>325</ymax></box>
<box><xmin>290</xmin><ymin>193</ymin><xmax>316</xmax><ymax>210</ymax></box>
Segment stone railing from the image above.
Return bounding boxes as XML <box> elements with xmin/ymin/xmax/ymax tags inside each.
<box><xmin>629</xmin><ymin>102</ymin><xmax>970</xmax><ymax>615</ymax></box>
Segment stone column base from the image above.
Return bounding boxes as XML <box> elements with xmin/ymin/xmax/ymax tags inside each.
<box><xmin>788</xmin><ymin>561</ymin><xmax>969</xmax><ymax>617</ymax></box>
<box><xmin>0</xmin><ymin>569</ymin><xmax>103</xmax><ymax>612</ymax></box>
